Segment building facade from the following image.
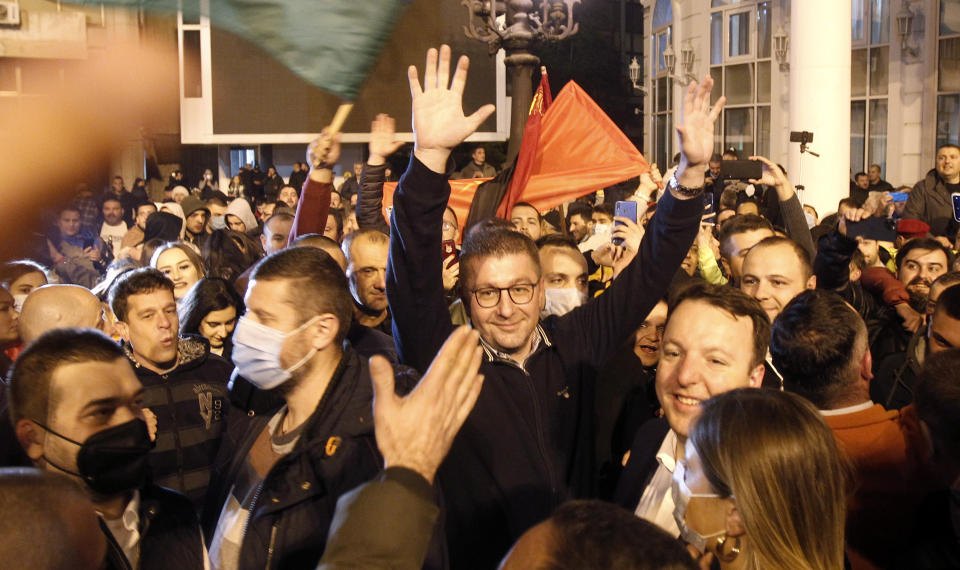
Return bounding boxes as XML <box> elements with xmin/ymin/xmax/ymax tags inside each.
<box><xmin>641</xmin><ymin>0</ymin><xmax>959</xmax><ymax>215</ymax></box>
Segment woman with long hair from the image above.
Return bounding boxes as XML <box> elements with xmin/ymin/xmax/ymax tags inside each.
<box><xmin>675</xmin><ymin>389</ymin><xmax>849</xmax><ymax>570</ymax></box>
<box><xmin>150</xmin><ymin>242</ymin><xmax>206</xmax><ymax>301</ymax></box>
<box><xmin>178</xmin><ymin>277</ymin><xmax>243</xmax><ymax>360</ymax></box>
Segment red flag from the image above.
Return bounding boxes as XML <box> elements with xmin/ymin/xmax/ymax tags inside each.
<box><xmin>381</xmin><ymin>178</ymin><xmax>487</xmax><ymax>242</ymax></box>
<box><xmin>496</xmin><ymin>67</ymin><xmax>553</xmax><ymax>219</ymax></box>
<box><xmin>506</xmin><ymin>81</ymin><xmax>649</xmax><ymax>213</ymax></box>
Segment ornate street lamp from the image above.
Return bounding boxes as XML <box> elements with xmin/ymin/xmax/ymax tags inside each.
<box><xmin>462</xmin><ymin>0</ymin><xmax>581</xmax><ymax>161</ymax></box>
<box><xmin>773</xmin><ymin>26</ymin><xmax>789</xmax><ymax>71</ymax></box>
<box><xmin>663</xmin><ymin>42</ymin><xmax>696</xmax><ymax>85</ymax></box>
<box><xmin>896</xmin><ymin>2</ymin><xmax>919</xmax><ymax>59</ymax></box>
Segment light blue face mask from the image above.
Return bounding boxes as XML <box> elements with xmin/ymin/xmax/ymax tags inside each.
<box><xmin>672</xmin><ymin>459</ymin><xmax>727</xmax><ymax>554</ymax></box>
<box><xmin>210</xmin><ymin>215</ymin><xmax>227</xmax><ymax>230</ymax></box>
<box><xmin>231</xmin><ymin>315</ymin><xmax>319</xmax><ymax>390</ymax></box>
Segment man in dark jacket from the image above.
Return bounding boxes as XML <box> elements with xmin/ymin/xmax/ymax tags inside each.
<box><xmin>903</xmin><ymin>144</ymin><xmax>960</xmax><ymax>236</ymax></box>
<box><xmin>387</xmin><ymin>45</ymin><xmax>718</xmax><ymax>567</ymax></box>
<box><xmin>109</xmin><ymin>268</ymin><xmax>232</xmax><ymax>507</ymax></box>
<box><xmin>9</xmin><ymin>328</ymin><xmax>206</xmax><ymax>569</ymax></box>
<box><xmin>202</xmin><ymin>247</ymin><xmax>383</xmax><ymax>570</ymax></box>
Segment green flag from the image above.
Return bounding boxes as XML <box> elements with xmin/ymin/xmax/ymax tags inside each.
<box><xmin>67</xmin><ymin>0</ymin><xmax>410</xmax><ymax>100</ymax></box>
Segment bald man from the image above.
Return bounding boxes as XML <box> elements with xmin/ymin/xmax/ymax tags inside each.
<box><xmin>19</xmin><ymin>284</ymin><xmax>105</xmax><ymax>344</ymax></box>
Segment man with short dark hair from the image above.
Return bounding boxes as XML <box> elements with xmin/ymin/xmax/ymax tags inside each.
<box><xmin>536</xmin><ymin>234</ymin><xmax>588</xmax><ymax>318</ymax></box>
<box><xmin>511</xmin><ymin>202</ymin><xmax>543</xmax><ymax>241</ymax></box>
<box><xmin>341</xmin><ymin>229</ymin><xmax>391</xmax><ymax>335</ymax></box>
<box><xmin>48</xmin><ymin>205</ymin><xmax>107</xmax><ymax>288</ymax></box>
<box><xmin>771</xmin><ymin>289</ymin><xmax>929</xmax><ymax>567</ymax></box>
<box><xmin>203</xmin><ymin>247</ymin><xmax>389</xmax><ymax>570</ymax></box>
<box><xmin>896</xmin><ymin>237</ymin><xmax>954</xmax><ymax>313</ymax></box>
<box><xmin>109</xmin><ymin>268</ymin><xmax>231</xmax><ymax>507</ymax></box>
<box><xmin>868</xmin><ymin>164</ymin><xmax>894</xmax><ymax>192</ymax></box>
<box><xmin>121</xmin><ymin>201</ymin><xmax>158</xmax><ymax>257</ymax></box>
<box><xmin>740</xmin><ymin>235</ymin><xmax>816</xmax><ymax>321</ymax></box>
<box><xmin>716</xmin><ymin>214</ymin><xmax>774</xmax><ymax>284</ymax></box>
<box><xmin>10</xmin><ymin>328</ymin><xmax>206</xmax><ymax>569</ymax></box>
<box><xmin>852</xmin><ymin>171</ymin><xmax>871</xmax><ymax>205</ymax></box>
<box><xmin>457</xmin><ymin>146</ymin><xmax>496</xmax><ymax>179</ymax></box>
<box><xmin>903</xmin><ymin>144</ymin><xmax>960</xmax><ymax>236</ymax></box>
<box><xmin>288</xmin><ymin>162</ymin><xmax>307</xmax><ymax>193</ymax></box>
<box><xmin>615</xmin><ymin>283</ymin><xmax>767</xmax><ymax>535</ymax></box>
<box><xmin>566</xmin><ymin>204</ymin><xmax>594</xmax><ymax>244</ymax></box>
<box><xmin>388</xmin><ymin>44</ymin><xmax>721</xmax><ymax>566</ymax></box>
<box><xmin>500</xmin><ymin>500</ymin><xmax>696</xmax><ymax>570</ymax></box>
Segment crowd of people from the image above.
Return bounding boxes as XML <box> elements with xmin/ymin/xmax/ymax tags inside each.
<box><xmin>0</xmin><ymin>44</ymin><xmax>959</xmax><ymax>570</ymax></box>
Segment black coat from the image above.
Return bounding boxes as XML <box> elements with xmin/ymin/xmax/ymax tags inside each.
<box><xmin>201</xmin><ymin>348</ymin><xmax>382</xmax><ymax>570</ymax></box>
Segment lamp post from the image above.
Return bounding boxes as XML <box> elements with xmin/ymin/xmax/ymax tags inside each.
<box><xmin>462</xmin><ymin>0</ymin><xmax>580</xmax><ymax>161</ymax></box>
<box><xmin>663</xmin><ymin>42</ymin><xmax>697</xmax><ymax>85</ymax></box>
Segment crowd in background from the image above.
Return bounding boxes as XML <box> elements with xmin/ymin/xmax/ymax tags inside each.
<box><xmin>0</xmin><ymin>44</ymin><xmax>960</xmax><ymax>570</ymax></box>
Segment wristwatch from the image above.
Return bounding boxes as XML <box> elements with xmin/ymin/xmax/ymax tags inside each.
<box><xmin>667</xmin><ymin>174</ymin><xmax>704</xmax><ymax>198</ymax></box>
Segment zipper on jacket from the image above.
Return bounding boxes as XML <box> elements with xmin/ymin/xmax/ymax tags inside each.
<box><xmin>264</xmin><ymin>522</ymin><xmax>279</xmax><ymax>570</ymax></box>
<box><xmin>520</xmin><ymin>371</ymin><xmax>560</xmax><ymax>494</ymax></box>
<box><xmin>240</xmin><ymin>480</ymin><xmax>265</xmax><ymax>554</ymax></box>
<box><xmin>162</xmin><ymin>375</ymin><xmax>186</xmax><ymax>491</ymax></box>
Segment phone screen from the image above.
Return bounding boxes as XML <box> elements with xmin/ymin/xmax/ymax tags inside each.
<box><xmin>953</xmin><ymin>193</ymin><xmax>960</xmax><ymax>223</ymax></box>
<box><xmin>613</xmin><ymin>201</ymin><xmax>638</xmax><ymax>246</ymax></box>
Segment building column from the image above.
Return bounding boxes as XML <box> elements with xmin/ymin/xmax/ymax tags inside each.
<box><xmin>788</xmin><ymin>0</ymin><xmax>851</xmax><ymax>216</ymax></box>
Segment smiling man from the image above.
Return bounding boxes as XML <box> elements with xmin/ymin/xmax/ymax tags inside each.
<box><xmin>615</xmin><ymin>282</ymin><xmax>767</xmax><ymax>537</ymax></box>
<box><xmin>896</xmin><ymin>238</ymin><xmax>953</xmax><ymax>313</ymax></box>
<box><xmin>740</xmin><ymin>236</ymin><xmax>816</xmax><ymax>321</ymax></box>
<box><xmin>387</xmin><ymin>44</ymin><xmax>720</xmax><ymax>566</ymax></box>
<box><xmin>109</xmin><ymin>268</ymin><xmax>232</xmax><ymax>507</ymax></box>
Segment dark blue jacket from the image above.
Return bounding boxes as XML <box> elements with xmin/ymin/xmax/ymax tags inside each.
<box><xmin>387</xmin><ymin>156</ymin><xmax>700</xmax><ymax>568</ymax></box>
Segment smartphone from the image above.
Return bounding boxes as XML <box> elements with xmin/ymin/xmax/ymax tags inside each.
<box><xmin>613</xmin><ymin>201</ymin><xmax>638</xmax><ymax>246</ymax></box>
<box><xmin>889</xmin><ymin>191</ymin><xmax>909</xmax><ymax>203</ymax></box>
<box><xmin>702</xmin><ymin>192</ymin><xmax>715</xmax><ymax>217</ymax></box>
<box><xmin>953</xmin><ymin>193</ymin><xmax>960</xmax><ymax>223</ymax></box>
<box><xmin>846</xmin><ymin>217</ymin><xmax>898</xmax><ymax>242</ymax></box>
<box><xmin>442</xmin><ymin>239</ymin><xmax>459</xmax><ymax>268</ymax></box>
<box><xmin>720</xmin><ymin>160</ymin><xmax>763</xmax><ymax>181</ymax></box>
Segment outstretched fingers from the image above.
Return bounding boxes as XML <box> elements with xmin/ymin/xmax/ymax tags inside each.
<box><xmin>408</xmin><ymin>65</ymin><xmax>423</xmax><ymax>99</ymax></box>
<box><xmin>450</xmin><ymin>55</ymin><xmax>470</xmax><ymax>95</ymax></box>
<box><xmin>424</xmin><ymin>47</ymin><xmax>438</xmax><ymax>90</ymax></box>
<box><xmin>437</xmin><ymin>45</ymin><xmax>452</xmax><ymax>91</ymax></box>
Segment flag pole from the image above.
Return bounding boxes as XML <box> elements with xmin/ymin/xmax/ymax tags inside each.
<box><xmin>327</xmin><ymin>103</ymin><xmax>354</xmax><ymax>135</ymax></box>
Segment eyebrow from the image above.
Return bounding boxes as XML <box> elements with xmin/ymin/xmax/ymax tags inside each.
<box><xmin>80</xmin><ymin>389</ymin><xmax>144</xmax><ymax>414</ymax></box>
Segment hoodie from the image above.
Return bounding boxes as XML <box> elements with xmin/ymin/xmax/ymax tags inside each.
<box><xmin>225</xmin><ymin>198</ymin><xmax>259</xmax><ymax>234</ymax></box>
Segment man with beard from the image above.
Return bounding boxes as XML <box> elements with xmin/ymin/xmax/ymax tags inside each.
<box><xmin>896</xmin><ymin>238</ymin><xmax>953</xmax><ymax>313</ymax></box>
<box><xmin>873</xmin><ymin>280</ymin><xmax>960</xmax><ymax>409</ymax></box>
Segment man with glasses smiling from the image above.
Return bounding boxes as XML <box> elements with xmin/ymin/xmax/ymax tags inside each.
<box><xmin>387</xmin><ymin>45</ymin><xmax>723</xmax><ymax>567</ymax></box>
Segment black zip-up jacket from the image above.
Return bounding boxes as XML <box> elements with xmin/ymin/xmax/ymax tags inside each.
<box><xmin>126</xmin><ymin>336</ymin><xmax>232</xmax><ymax>508</ymax></box>
<box><xmin>387</xmin><ymin>156</ymin><xmax>701</xmax><ymax>568</ymax></box>
<box><xmin>200</xmin><ymin>347</ymin><xmax>382</xmax><ymax>570</ymax></box>
<box><xmin>103</xmin><ymin>484</ymin><xmax>205</xmax><ymax>570</ymax></box>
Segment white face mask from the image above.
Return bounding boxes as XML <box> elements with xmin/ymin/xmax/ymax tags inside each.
<box><xmin>540</xmin><ymin>287</ymin><xmax>587</xmax><ymax>318</ymax></box>
<box><xmin>12</xmin><ymin>294</ymin><xmax>27</xmax><ymax>314</ymax></box>
<box><xmin>672</xmin><ymin>459</ymin><xmax>727</xmax><ymax>554</ymax></box>
<box><xmin>593</xmin><ymin>223</ymin><xmax>612</xmax><ymax>238</ymax></box>
<box><xmin>231</xmin><ymin>315</ymin><xmax>320</xmax><ymax>390</ymax></box>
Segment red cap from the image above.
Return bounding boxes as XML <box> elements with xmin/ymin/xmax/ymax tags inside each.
<box><xmin>897</xmin><ymin>218</ymin><xmax>930</xmax><ymax>239</ymax></box>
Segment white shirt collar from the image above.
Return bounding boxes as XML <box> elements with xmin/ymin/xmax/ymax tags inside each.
<box><xmin>820</xmin><ymin>401</ymin><xmax>875</xmax><ymax>416</ymax></box>
<box><xmin>655</xmin><ymin>429</ymin><xmax>680</xmax><ymax>472</ymax></box>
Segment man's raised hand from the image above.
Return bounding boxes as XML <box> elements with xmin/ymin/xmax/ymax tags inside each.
<box><xmin>368</xmin><ymin>113</ymin><xmax>403</xmax><ymax>167</ymax></box>
<box><xmin>675</xmin><ymin>76</ymin><xmax>725</xmax><ymax>190</ymax></box>
<box><xmin>369</xmin><ymin>326</ymin><xmax>484</xmax><ymax>483</ymax></box>
<box><xmin>408</xmin><ymin>45</ymin><xmax>496</xmax><ymax>173</ymax></box>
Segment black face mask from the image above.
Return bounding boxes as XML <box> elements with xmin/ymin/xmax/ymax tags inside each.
<box><xmin>38</xmin><ymin>418</ymin><xmax>153</xmax><ymax>496</ymax></box>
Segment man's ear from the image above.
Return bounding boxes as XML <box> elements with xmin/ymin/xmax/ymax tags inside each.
<box><xmin>719</xmin><ymin>256</ymin><xmax>732</xmax><ymax>278</ymax></box>
<box><xmin>260</xmin><ymin>233</ymin><xmax>268</xmax><ymax>251</ymax></box>
<box><xmin>724</xmin><ymin>499</ymin><xmax>747</xmax><ymax>537</ymax></box>
<box><xmin>312</xmin><ymin>314</ymin><xmax>340</xmax><ymax>350</ymax></box>
<box><xmin>747</xmin><ymin>363</ymin><xmax>765</xmax><ymax>388</ymax></box>
<box><xmin>113</xmin><ymin>321</ymin><xmax>130</xmax><ymax>343</ymax></box>
<box><xmin>859</xmin><ymin>348</ymin><xmax>874</xmax><ymax>382</ymax></box>
<box><xmin>16</xmin><ymin>419</ymin><xmax>45</xmax><ymax>462</ymax></box>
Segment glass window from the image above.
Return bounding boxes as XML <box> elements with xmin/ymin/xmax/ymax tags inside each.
<box><xmin>870</xmin><ymin>0</ymin><xmax>890</xmax><ymax>45</ymax></box>
<box><xmin>757</xmin><ymin>106</ymin><xmax>771</xmax><ymax>157</ymax></box>
<box><xmin>851</xmin><ymin>101</ymin><xmax>866</xmax><ymax>176</ymax></box>
<box><xmin>938</xmin><ymin>95</ymin><xmax>960</xmax><ymax>147</ymax></box>
<box><xmin>852</xmin><ymin>0</ymin><xmax>865</xmax><ymax>41</ymax></box>
<box><xmin>657</xmin><ymin>77</ymin><xmax>668</xmax><ymax>112</ymax></box>
<box><xmin>868</xmin><ymin>99</ymin><xmax>888</xmax><ymax>174</ymax></box>
<box><xmin>711</xmin><ymin>0</ymin><xmax>737</xmax><ymax>6</ymax></box>
<box><xmin>757</xmin><ymin>3</ymin><xmax>771</xmax><ymax>59</ymax></box>
<box><xmin>711</xmin><ymin>13</ymin><xmax>723</xmax><ymax>65</ymax></box>
<box><xmin>653</xmin><ymin>0</ymin><xmax>674</xmax><ymax>30</ymax></box>
<box><xmin>724</xmin><ymin>108</ymin><xmax>754</xmax><ymax>157</ymax></box>
<box><xmin>757</xmin><ymin>61</ymin><xmax>771</xmax><ymax>103</ymax></box>
<box><xmin>657</xmin><ymin>33</ymin><xmax>668</xmax><ymax>72</ymax></box>
<box><xmin>655</xmin><ymin>115</ymin><xmax>668</xmax><ymax>169</ymax></box>
<box><xmin>852</xmin><ymin>49</ymin><xmax>868</xmax><ymax>97</ymax></box>
<box><xmin>725</xmin><ymin>63</ymin><xmax>753</xmax><ymax>105</ymax></box>
<box><xmin>729</xmin><ymin>11</ymin><xmax>751</xmax><ymax>58</ymax></box>
<box><xmin>869</xmin><ymin>46</ymin><xmax>889</xmax><ymax>96</ymax></box>
<box><xmin>942</xmin><ymin>0</ymin><xmax>960</xmax><ymax>35</ymax></box>
<box><xmin>939</xmin><ymin>38</ymin><xmax>960</xmax><ymax>92</ymax></box>
<box><xmin>710</xmin><ymin>66</ymin><xmax>723</xmax><ymax>106</ymax></box>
